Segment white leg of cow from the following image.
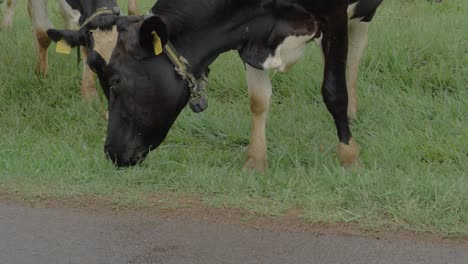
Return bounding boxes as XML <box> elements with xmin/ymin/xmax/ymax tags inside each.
<box><xmin>1</xmin><ymin>0</ymin><xmax>17</xmax><ymax>28</ymax></box>
<box><xmin>57</xmin><ymin>0</ymin><xmax>79</xmax><ymax>30</ymax></box>
<box><xmin>347</xmin><ymin>21</ymin><xmax>369</xmax><ymax>120</ymax></box>
<box><xmin>244</xmin><ymin>64</ymin><xmax>272</xmax><ymax>172</ymax></box>
<box><xmin>80</xmin><ymin>47</ymin><xmax>98</xmax><ymax>99</ymax></box>
<box><xmin>58</xmin><ymin>0</ymin><xmax>97</xmax><ymax>100</ymax></box>
<box><xmin>128</xmin><ymin>0</ymin><xmax>140</xmax><ymax>15</ymax></box>
<box><xmin>28</xmin><ymin>0</ymin><xmax>53</xmax><ymax>76</ymax></box>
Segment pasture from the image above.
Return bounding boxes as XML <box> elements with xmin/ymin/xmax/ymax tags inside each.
<box><xmin>0</xmin><ymin>0</ymin><xmax>466</xmax><ymax>236</ymax></box>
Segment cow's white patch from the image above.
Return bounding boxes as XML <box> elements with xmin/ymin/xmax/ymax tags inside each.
<box><xmin>314</xmin><ymin>32</ymin><xmax>323</xmax><ymax>48</ymax></box>
<box><xmin>58</xmin><ymin>0</ymin><xmax>80</xmax><ymax>26</ymax></box>
<box><xmin>347</xmin><ymin>3</ymin><xmax>358</xmax><ymax>20</ymax></box>
<box><xmin>262</xmin><ymin>34</ymin><xmax>314</xmax><ymax>72</ymax></box>
<box><xmin>92</xmin><ymin>26</ymin><xmax>119</xmax><ymax>63</ymax></box>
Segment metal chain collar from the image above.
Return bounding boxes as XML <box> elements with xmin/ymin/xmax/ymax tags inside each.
<box><xmin>163</xmin><ymin>42</ymin><xmax>208</xmax><ymax>113</ymax></box>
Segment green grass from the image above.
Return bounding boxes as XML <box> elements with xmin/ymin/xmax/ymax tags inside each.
<box><xmin>0</xmin><ymin>0</ymin><xmax>467</xmax><ymax>236</ymax></box>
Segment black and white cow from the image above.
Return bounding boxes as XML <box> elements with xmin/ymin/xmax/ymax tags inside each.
<box><xmin>1</xmin><ymin>0</ymin><xmax>139</xmax><ymax>99</ymax></box>
<box><xmin>48</xmin><ymin>0</ymin><xmax>383</xmax><ymax>171</ymax></box>
<box><xmin>1</xmin><ymin>0</ymin><xmax>140</xmax><ymax>29</ymax></box>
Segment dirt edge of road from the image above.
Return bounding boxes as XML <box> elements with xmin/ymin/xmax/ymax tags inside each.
<box><xmin>1</xmin><ymin>189</ymin><xmax>466</xmax><ymax>248</ymax></box>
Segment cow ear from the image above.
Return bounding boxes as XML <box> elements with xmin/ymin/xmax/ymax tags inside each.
<box><xmin>47</xmin><ymin>29</ymin><xmax>84</xmax><ymax>47</ymax></box>
<box><xmin>139</xmin><ymin>15</ymin><xmax>168</xmax><ymax>55</ymax></box>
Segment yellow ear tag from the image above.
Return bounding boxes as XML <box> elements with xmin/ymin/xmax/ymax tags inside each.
<box><xmin>56</xmin><ymin>40</ymin><xmax>71</xmax><ymax>55</ymax></box>
<box><xmin>152</xmin><ymin>31</ymin><xmax>163</xmax><ymax>56</ymax></box>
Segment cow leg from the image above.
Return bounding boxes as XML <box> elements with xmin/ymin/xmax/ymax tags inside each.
<box><xmin>28</xmin><ymin>0</ymin><xmax>53</xmax><ymax>77</ymax></box>
<box><xmin>1</xmin><ymin>0</ymin><xmax>16</xmax><ymax>28</ymax></box>
<box><xmin>57</xmin><ymin>0</ymin><xmax>97</xmax><ymax>99</ymax></box>
<box><xmin>243</xmin><ymin>64</ymin><xmax>272</xmax><ymax>172</ymax></box>
<box><xmin>347</xmin><ymin>21</ymin><xmax>369</xmax><ymax>120</ymax></box>
<box><xmin>321</xmin><ymin>12</ymin><xmax>360</xmax><ymax>169</ymax></box>
<box><xmin>57</xmin><ymin>0</ymin><xmax>79</xmax><ymax>30</ymax></box>
<box><xmin>80</xmin><ymin>47</ymin><xmax>98</xmax><ymax>99</ymax></box>
<box><xmin>128</xmin><ymin>0</ymin><xmax>140</xmax><ymax>15</ymax></box>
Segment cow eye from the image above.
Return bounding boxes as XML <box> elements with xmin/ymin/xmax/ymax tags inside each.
<box><xmin>110</xmin><ymin>75</ymin><xmax>121</xmax><ymax>86</ymax></box>
<box><xmin>109</xmin><ymin>76</ymin><xmax>121</xmax><ymax>96</ymax></box>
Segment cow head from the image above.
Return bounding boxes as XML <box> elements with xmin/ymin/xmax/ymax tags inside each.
<box><xmin>48</xmin><ymin>1</ymin><xmax>319</xmax><ymax>167</ymax></box>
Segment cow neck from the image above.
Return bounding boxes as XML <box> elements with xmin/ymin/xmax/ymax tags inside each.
<box><xmin>154</xmin><ymin>1</ymin><xmax>266</xmax><ymax>77</ymax></box>
<box><xmin>153</xmin><ymin>2</ymin><xmax>267</xmax><ymax>113</ymax></box>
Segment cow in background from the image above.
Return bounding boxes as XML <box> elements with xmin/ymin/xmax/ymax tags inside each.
<box><xmin>1</xmin><ymin>0</ymin><xmax>140</xmax><ymax>99</ymax></box>
<box><xmin>1</xmin><ymin>0</ymin><xmax>140</xmax><ymax>29</ymax></box>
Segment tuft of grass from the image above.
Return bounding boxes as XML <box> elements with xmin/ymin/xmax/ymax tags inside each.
<box><xmin>0</xmin><ymin>0</ymin><xmax>467</xmax><ymax>236</ymax></box>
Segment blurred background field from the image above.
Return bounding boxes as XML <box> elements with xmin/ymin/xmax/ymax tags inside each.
<box><xmin>0</xmin><ymin>0</ymin><xmax>466</xmax><ymax>236</ymax></box>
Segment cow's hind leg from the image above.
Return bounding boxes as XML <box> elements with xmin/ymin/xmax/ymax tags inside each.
<box><xmin>347</xmin><ymin>21</ymin><xmax>369</xmax><ymax>120</ymax></box>
<box><xmin>1</xmin><ymin>0</ymin><xmax>16</xmax><ymax>28</ymax></box>
<box><xmin>128</xmin><ymin>0</ymin><xmax>140</xmax><ymax>15</ymax></box>
<box><xmin>322</xmin><ymin>12</ymin><xmax>360</xmax><ymax>169</ymax></box>
<box><xmin>58</xmin><ymin>0</ymin><xmax>79</xmax><ymax>30</ymax></box>
<box><xmin>57</xmin><ymin>0</ymin><xmax>98</xmax><ymax>100</ymax></box>
<box><xmin>28</xmin><ymin>0</ymin><xmax>53</xmax><ymax>77</ymax></box>
<box><xmin>243</xmin><ymin>64</ymin><xmax>272</xmax><ymax>172</ymax></box>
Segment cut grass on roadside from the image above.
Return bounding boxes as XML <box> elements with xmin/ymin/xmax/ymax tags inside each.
<box><xmin>0</xmin><ymin>0</ymin><xmax>467</xmax><ymax>237</ymax></box>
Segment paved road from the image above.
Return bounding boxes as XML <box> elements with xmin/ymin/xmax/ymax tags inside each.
<box><xmin>0</xmin><ymin>203</ymin><xmax>466</xmax><ymax>264</ymax></box>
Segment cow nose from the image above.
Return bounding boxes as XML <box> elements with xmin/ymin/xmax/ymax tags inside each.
<box><xmin>105</xmin><ymin>149</ymin><xmax>140</xmax><ymax>167</ymax></box>
<box><xmin>104</xmin><ymin>145</ymin><xmax>146</xmax><ymax>168</ymax></box>
<box><xmin>112</xmin><ymin>6</ymin><xmax>120</xmax><ymax>15</ymax></box>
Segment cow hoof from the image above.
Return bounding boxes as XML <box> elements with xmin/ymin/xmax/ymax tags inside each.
<box><xmin>34</xmin><ymin>67</ymin><xmax>47</xmax><ymax>78</ymax></box>
<box><xmin>242</xmin><ymin>157</ymin><xmax>267</xmax><ymax>173</ymax></box>
<box><xmin>338</xmin><ymin>138</ymin><xmax>360</xmax><ymax>171</ymax></box>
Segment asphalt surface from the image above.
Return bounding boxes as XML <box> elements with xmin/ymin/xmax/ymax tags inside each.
<box><xmin>0</xmin><ymin>203</ymin><xmax>466</xmax><ymax>264</ymax></box>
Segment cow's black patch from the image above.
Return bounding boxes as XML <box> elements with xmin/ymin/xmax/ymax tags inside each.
<box><xmin>351</xmin><ymin>0</ymin><xmax>384</xmax><ymax>22</ymax></box>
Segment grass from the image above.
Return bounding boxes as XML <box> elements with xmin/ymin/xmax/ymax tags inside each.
<box><xmin>0</xmin><ymin>0</ymin><xmax>467</xmax><ymax>237</ymax></box>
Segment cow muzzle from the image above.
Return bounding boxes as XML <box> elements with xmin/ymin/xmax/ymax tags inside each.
<box><xmin>104</xmin><ymin>146</ymin><xmax>149</xmax><ymax>167</ymax></box>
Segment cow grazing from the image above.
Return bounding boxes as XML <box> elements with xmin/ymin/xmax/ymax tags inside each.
<box><xmin>48</xmin><ymin>0</ymin><xmax>383</xmax><ymax>171</ymax></box>
<box><xmin>48</xmin><ymin>0</ymin><xmax>324</xmax><ymax>167</ymax></box>
<box><xmin>1</xmin><ymin>0</ymin><xmax>140</xmax><ymax>29</ymax></box>
<box><xmin>1</xmin><ymin>0</ymin><xmax>139</xmax><ymax>99</ymax></box>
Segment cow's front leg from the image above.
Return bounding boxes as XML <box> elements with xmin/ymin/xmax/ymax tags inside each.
<box><xmin>347</xmin><ymin>20</ymin><xmax>369</xmax><ymax>120</ymax></box>
<box><xmin>81</xmin><ymin>47</ymin><xmax>98</xmax><ymax>99</ymax></box>
<box><xmin>243</xmin><ymin>64</ymin><xmax>272</xmax><ymax>172</ymax></box>
<box><xmin>322</xmin><ymin>13</ymin><xmax>360</xmax><ymax>169</ymax></box>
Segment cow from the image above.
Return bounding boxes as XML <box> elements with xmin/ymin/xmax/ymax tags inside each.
<box><xmin>47</xmin><ymin>0</ymin><xmax>383</xmax><ymax>171</ymax></box>
<box><xmin>1</xmin><ymin>0</ymin><xmax>139</xmax><ymax>99</ymax></box>
<box><xmin>1</xmin><ymin>0</ymin><xmax>140</xmax><ymax>29</ymax></box>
